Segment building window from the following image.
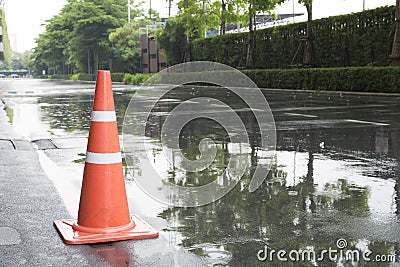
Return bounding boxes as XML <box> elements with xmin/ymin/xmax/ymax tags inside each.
<box><xmin>150</xmin><ymin>54</ymin><xmax>157</xmax><ymax>59</ymax></box>
<box><xmin>159</xmin><ymin>63</ymin><xmax>167</xmax><ymax>68</ymax></box>
<box><xmin>142</xmin><ymin>64</ymin><xmax>148</xmax><ymax>68</ymax></box>
<box><xmin>142</xmin><ymin>48</ymin><xmax>147</xmax><ymax>53</ymax></box>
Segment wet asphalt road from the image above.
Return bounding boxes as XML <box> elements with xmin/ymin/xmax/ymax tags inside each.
<box><xmin>1</xmin><ymin>78</ymin><xmax>400</xmax><ymax>266</ymax></box>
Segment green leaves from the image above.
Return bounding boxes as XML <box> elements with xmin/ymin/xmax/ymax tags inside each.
<box><xmin>192</xmin><ymin>6</ymin><xmax>396</xmax><ymax>69</ymax></box>
<box><xmin>32</xmin><ymin>0</ymin><xmax>128</xmax><ymax>74</ymax></box>
<box><xmin>31</xmin><ymin>0</ymin><xmax>165</xmax><ymax>74</ymax></box>
<box><xmin>159</xmin><ymin>0</ymin><xmax>284</xmax><ymax>66</ymax></box>
<box><xmin>158</xmin><ymin>17</ymin><xmax>187</xmax><ymax>65</ymax></box>
<box><xmin>109</xmin><ymin>24</ymin><xmax>140</xmax><ymax>71</ymax></box>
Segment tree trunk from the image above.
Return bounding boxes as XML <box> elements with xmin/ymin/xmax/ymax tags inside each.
<box><xmin>87</xmin><ymin>49</ymin><xmax>91</xmax><ymax>74</ymax></box>
<box><xmin>94</xmin><ymin>50</ymin><xmax>98</xmax><ymax>74</ymax></box>
<box><xmin>183</xmin><ymin>34</ymin><xmax>191</xmax><ymax>62</ymax></box>
<box><xmin>390</xmin><ymin>0</ymin><xmax>400</xmax><ymax>66</ymax></box>
<box><xmin>303</xmin><ymin>3</ymin><xmax>314</xmax><ymax>66</ymax></box>
<box><xmin>246</xmin><ymin>3</ymin><xmax>255</xmax><ymax>68</ymax></box>
<box><xmin>220</xmin><ymin>0</ymin><xmax>227</xmax><ymax>35</ymax></box>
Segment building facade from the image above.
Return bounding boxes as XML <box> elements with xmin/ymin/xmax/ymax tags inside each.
<box><xmin>139</xmin><ymin>23</ymin><xmax>167</xmax><ymax>74</ymax></box>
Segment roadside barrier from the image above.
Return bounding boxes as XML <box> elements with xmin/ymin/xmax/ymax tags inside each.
<box><xmin>54</xmin><ymin>70</ymin><xmax>158</xmax><ymax>244</ymax></box>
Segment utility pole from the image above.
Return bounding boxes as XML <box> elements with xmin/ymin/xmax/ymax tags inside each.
<box><xmin>363</xmin><ymin>0</ymin><xmax>365</xmax><ymax>11</ymax></box>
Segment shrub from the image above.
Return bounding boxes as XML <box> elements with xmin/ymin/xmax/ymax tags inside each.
<box><xmin>71</xmin><ymin>73</ymin><xmax>80</xmax><ymax>81</ymax></box>
<box><xmin>70</xmin><ymin>73</ymin><xmax>95</xmax><ymax>81</ymax></box>
<box><xmin>48</xmin><ymin>74</ymin><xmax>72</xmax><ymax>80</ymax></box>
<box><xmin>123</xmin><ymin>73</ymin><xmax>154</xmax><ymax>85</ymax></box>
<box><xmin>78</xmin><ymin>73</ymin><xmax>95</xmax><ymax>81</ymax></box>
<box><xmin>242</xmin><ymin>67</ymin><xmax>400</xmax><ymax>93</ymax></box>
<box><xmin>111</xmin><ymin>72</ymin><xmax>125</xmax><ymax>82</ymax></box>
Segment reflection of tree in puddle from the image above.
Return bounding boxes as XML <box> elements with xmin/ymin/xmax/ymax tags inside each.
<box><xmin>37</xmin><ymin>92</ymin><xmax>132</xmax><ymax>135</ymax></box>
<box><xmin>166</xmin><ymin>119</ymin><xmax>230</xmax><ymax>187</ymax></box>
<box><xmin>37</xmin><ymin>95</ymin><xmax>92</xmax><ymax>134</ymax></box>
<box><xmin>159</xmin><ymin>127</ymin><xmax>397</xmax><ymax>266</ymax></box>
<box><xmin>317</xmin><ymin>180</ymin><xmax>370</xmax><ymax>217</ymax></box>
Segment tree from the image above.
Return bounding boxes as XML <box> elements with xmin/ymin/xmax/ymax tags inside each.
<box><xmin>65</xmin><ymin>0</ymin><xmax>126</xmax><ymax>74</ymax></box>
<box><xmin>390</xmin><ymin>0</ymin><xmax>400</xmax><ymax>66</ymax></box>
<box><xmin>245</xmin><ymin>0</ymin><xmax>285</xmax><ymax>68</ymax></box>
<box><xmin>158</xmin><ymin>17</ymin><xmax>187</xmax><ymax>65</ymax></box>
<box><xmin>166</xmin><ymin>0</ymin><xmax>219</xmax><ymax>62</ymax></box>
<box><xmin>31</xmin><ymin>14</ymin><xmax>72</xmax><ymax>75</ymax></box>
<box><xmin>10</xmin><ymin>51</ymin><xmax>26</xmax><ymax>70</ymax></box>
<box><xmin>31</xmin><ymin>0</ymin><xmax>128</xmax><ymax>75</ymax></box>
<box><xmin>109</xmin><ymin>24</ymin><xmax>140</xmax><ymax>73</ymax></box>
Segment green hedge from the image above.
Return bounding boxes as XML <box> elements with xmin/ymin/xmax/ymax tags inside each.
<box><xmin>192</xmin><ymin>6</ymin><xmax>395</xmax><ymax>69</ymax></box>
<box><xmin>71</xmin><ymin>73</ymin><xmax>95</xmax><ymax>81</ymax></box>
<box><xmin>111</xmin><ymin>72</ymin><xmax>125</xmax><ymax>82</ymax></box>
<box><xmin>123</xmin><ymin>73</ymin><xmax>154</xmax><ymax>85</ymax></box>
<box><xmin>48</xmin><ymin>74</ymin><xmax>72</xmax><ymax>80</ymax></box>
<box><xmin>47</xmin><ymin>72</ymin><xmax>124</xmax><ymax>81</ymax></box>
<box><xmin>242</xmin><ymin>67</ymin><xmax>400</xmax><ymax>93</ymax></box>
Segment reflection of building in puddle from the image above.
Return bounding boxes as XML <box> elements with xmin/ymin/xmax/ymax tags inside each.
<box><xmin>91</xmin><ymin>243</ymin><xmax>132</xmax><ymax>267</ymax></box>
<box><xmin>145</xmin><ymin>103</ymin><xmax>170</xmax><ymax>138</ymax></box>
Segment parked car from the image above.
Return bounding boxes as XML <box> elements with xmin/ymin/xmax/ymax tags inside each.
<box><xmin>10</xmin><ymin>74</ymin><xmax>20</xmax><ymax>79</ymax></box>
<box><xmin>0</xmin><ymin>74</ymin><xmax>6</xmax><ymax>78</ymax></box>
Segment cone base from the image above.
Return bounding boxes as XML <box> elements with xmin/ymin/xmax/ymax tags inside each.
<box><xmin>54</xmin><ymin>214</ymin><xmax>159</xmax><ymax>245</ymax></box>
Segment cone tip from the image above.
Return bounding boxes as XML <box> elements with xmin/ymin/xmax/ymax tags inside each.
<box><xmin>98</xmin><ymin>70</ymin><xmax>110</xmax><ymax>74</ymax></box>
<box><xmin>97</xmin><ymin>70</ymin><xmax>111</xmax><ymax>79</ymax></box>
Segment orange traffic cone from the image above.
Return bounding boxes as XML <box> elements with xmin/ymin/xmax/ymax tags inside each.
<box><xmin>54</xmin><ymin>70</ymin><xmax>158</xmax><ymax>244</ymax></box>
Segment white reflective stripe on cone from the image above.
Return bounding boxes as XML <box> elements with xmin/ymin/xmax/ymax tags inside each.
<box><xmin>91</xmin><ymin>111</ymin><xmax>117</xmax><ymax>122</ymax></box>
<box><xmin>86</xmin><ymin>152</ymin><xmax>122</xmax><ymax>164</ymax></box>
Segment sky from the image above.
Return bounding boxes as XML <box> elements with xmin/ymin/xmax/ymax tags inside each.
<box><xmin>5</xmin><ymin>0</ymin><xmax>395</xmax><ymax>53</ymax></box>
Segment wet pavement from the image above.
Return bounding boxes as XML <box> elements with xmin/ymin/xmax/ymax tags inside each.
<box><xmin>1</xmin><ymin>78</ymin><xmax>400</xmax><ymax>266</ymax></box>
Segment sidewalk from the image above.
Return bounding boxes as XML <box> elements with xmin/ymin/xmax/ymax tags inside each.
<box><xmin>0</xmin><ymin>99</ymin><xmax>205</xmax><ymax>266</ymax></box>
